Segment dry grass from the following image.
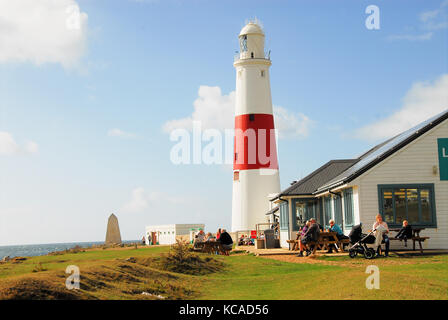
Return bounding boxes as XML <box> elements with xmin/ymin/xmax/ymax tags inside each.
<box><xmin>0</xmin><ymin>245</ymin><xmax>221</xmax><ymax>300</ymax></box>
<box><xmin>1</xmin><ymin>245</ymin><xmax>447</xmax><ymax>300</ymax></box>
<box><xmin>157</xmin><ymin>240</ymin><xmax>224</xmax><ymax>275</ymax></box>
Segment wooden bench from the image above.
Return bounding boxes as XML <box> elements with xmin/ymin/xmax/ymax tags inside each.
<box><xmin>304</xmin><ymin>232</ymin><xmax>349</xmax><ymax>255</ymax></box>
<box><xmin>290</xmin><ymin>232</ymin><xmax>350</xmax><ymax>254</ymax></box>
<box><xmin>287</xmin><ymin>239</ymin><xmax>299</xmax><ymax>251</ymax></box>
<box><xmin>388</xmin><ymin>228</ymin><xmax>429</xmax><ymax>254</ymax></box>
<box><xmin>199</xmin><ymin>241</ymin><xmax>231</xmax><ymax>255</ymax></box>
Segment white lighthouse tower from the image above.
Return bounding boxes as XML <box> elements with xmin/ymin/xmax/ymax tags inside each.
<box><xmin>231</xmin><ymin>20</ymin><xmax>281</xmax><ymax>232</ymax></box>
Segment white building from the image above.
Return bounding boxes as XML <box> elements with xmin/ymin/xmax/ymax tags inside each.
<box><xmin>232</xmin><ymin>20</ymin><xmax>281</xmax><ymax>232</ymax></box>
<box><xmin>145</xmin><ymin>224</ymin><xmax>205</xmax><ymax>245</ymax></box>
<box><xmin>273</xmin><ymin>110</ymin><xmax>448</xmax><ymax>249</ymax></box>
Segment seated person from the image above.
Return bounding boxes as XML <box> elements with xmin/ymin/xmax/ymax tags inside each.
<box><xmin>297</xmin><ymin>218</ymin><xmax>320</xmax><ymax>257</ymax></box>
<box><xmin>238</xmin><ymin>234</ymin><xmax>245</xmax><ymax>246</ymax></box>
<box><xmin>295</xmin><ymin>220</ymin><xmax>310</xmax><ymax>256</ymax></box>
<box><xmin>196</xmin><ymin>229</ymin><xmax>205</xmax><ymax>242</ymax></box>
<box><xmin>205</xmin><ymin>232</ymin><xmax>215</xmax><ymax>242</ymax></box>
<box><xmin>327</xmin><ymin>219</ymin><xmax>348</xmax><ymax>253</ymax></box>
<box><xmin>395</xmin><ymin>220</ymin><xmax>412</xmax><ymax>247</ymax></box>
<box><xmin>218</xmin><ymin>229</ymin><xmax>233</xmax><ymax>256</ymax></box>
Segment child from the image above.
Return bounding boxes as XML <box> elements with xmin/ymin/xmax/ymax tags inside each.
<box><xmin>395</xmin><ymin>220</ymin><xmax>413</xmax><ymax>247</ymax></box>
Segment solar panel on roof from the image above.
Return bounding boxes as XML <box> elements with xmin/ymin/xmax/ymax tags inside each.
<box><xmin>317</xmin><ymin>109</ymin><xmax>448</xmax><ymax>191</ymax></box>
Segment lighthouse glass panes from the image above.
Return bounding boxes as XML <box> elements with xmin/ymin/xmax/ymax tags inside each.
<box><xmin>240</xmin><ymin>35</ymin><xmax>247</xmax><ymax>52</ymax></box>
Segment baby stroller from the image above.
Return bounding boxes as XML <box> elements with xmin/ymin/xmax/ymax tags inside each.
<box><xmin>348</xmin><ymin>223</ymin><xmax>377</xmax><ymax>259</ymax></box>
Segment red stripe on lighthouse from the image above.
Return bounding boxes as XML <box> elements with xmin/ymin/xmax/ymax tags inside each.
<box><xmin>234</xmin><ymin>113</ymin><xmax>279</xmax><ymax>170</ymax></box>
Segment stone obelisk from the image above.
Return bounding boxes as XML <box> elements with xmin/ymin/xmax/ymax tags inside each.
<box><xmin>105</xmin><ymin>213</ymin><xmax>122</xmax><ymax>244</ymax></box>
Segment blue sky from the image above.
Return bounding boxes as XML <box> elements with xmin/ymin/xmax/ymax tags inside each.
<box><xmin>0</xmin><ymin>0</ymin><xmax>447</xmax><ymax>245</ymax></box>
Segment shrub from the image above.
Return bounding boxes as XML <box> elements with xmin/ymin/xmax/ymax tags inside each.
<box><xmin>160</xmin><ymin>240</ymin><xmax>223</xmax><ymax>275</ymax></box>
<box><xmin>32</xmin><ymin>262</ymin><xmax>47</xmax><ymax>273</ymax></box>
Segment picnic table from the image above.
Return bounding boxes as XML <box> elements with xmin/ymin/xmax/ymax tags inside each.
<box><xmin>388</xmin><ymin>227</ymin><xmax>429</xmax><ymax>254</ymax></box>
<box><xmin>288</xmin><ymin>231</ymin><xmax>350</xmax><ymax>254</ymax></box>
<box><xmin>194</xmin><ymin>241</ymin><xmax>231</xmax><ymax>255</ymax></box>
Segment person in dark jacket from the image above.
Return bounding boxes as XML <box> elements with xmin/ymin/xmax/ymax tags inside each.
<box><xmin>395</xmin><ymin>220</ymin><xmax>413</xmax><ymax>247</ymax></box>
<box><xmin>218</xmin><ymin>229</ymin><xmax>233</xmax><ymax>255</ymax></box>
<box><xmin>298</xmin><ymin>218</ymin><xmax>320</xmax><ymax>257</ymax></box>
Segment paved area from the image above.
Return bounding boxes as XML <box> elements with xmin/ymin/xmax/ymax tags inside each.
<box><xmin>235</xmin><ymin>245</ymin><xmax>448</xmax><ymax>257</ymax></box>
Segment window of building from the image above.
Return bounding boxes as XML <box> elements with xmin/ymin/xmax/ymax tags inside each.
<box><xmin>249</xmin><ymin>114</ymin><xmax>255</xmax><ymax>121</ymax></box>
<box><xmin>324</xmin><ymin>196</ymin><xmax>333</xmax><ymax>228</ymax></box>
<box><xmin>293</xmin><ymin>199</ymin><xmax>317</xmax><ymax>230</ymax></box>
<box><xmin>294</xmin><ymin>201</ymin><xmax>305</xmax><ymax>230</ymax></box>
<box><xmin>233</xmin><ymin>171</ymin><xmax>239</xmax><ymax>181</ymax></box>
<box><xmin>318</xmin><ymin>198</ymin><xmax>324</xmax><ymax>225</ymax></box>
<box><xmin>261</xmin><ymin>70</ymin><xmax>265</xmax><ymax>77</ymax></box>
<box><xmin>343</xmin><ymin>188</ymin><xmax>354</xmax><ymax>227</ymax></box>
<box><xmin>279</xmin><ymin>201</ymin><xmax>289</xmax><ymax>231</ymax></box>
<box><xmin>333</xmin><ymin>194</ymin><xmax>343</xmax><ymax>228</ymax></box>
<box><xmin>378</xmin><ymin>184</ymin><xmax>437</xmax><ymax>227</ymax></box>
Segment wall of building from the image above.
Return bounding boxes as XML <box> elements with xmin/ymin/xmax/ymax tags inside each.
<box><xmin>175</xmin><ymin>224</ymin><xmax>205</xmax><ymax>236</ymax></box>
<box><xmin>355</xmin><ymin>118</ymin><xmax>448</xmax><ymax>249</ymax></box>
<box><xmin>146</xmin><ymin>225</ymin><xmax>176</xmax><ymax>245</ymax></box>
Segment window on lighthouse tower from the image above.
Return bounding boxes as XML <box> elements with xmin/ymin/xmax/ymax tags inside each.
<box><xmin>240</xmin><ymin>35</ymin><xmax>247</xmax><ymax>52</ymax></box>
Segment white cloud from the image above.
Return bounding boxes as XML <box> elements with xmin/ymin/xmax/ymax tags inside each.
<box><xmin>388</xmin><ymin>1</ymin><xmax>448</xmax><ymax>41</ymax></box>
<box><xmin>163</xmin><ymin>86</ymin><xmax>235</xmax><ymax>132</ymax></box>
<box><xmin>24</xmin><ymin>141</ymin><xmax>39</xmax><ymax>154</ymax></box>
<box><xmin>387</xmin><ymin>32</ymin><xmax>433</xmax><ymax>41</ymax></box>
<box><xmin>107</xmin><ymin>128</ymin><xmax>137</xmax><ymax>139</ymax></box>
<box><xmin>420</xmin><ymin>10</ymin><xmax>439</xmax><ymax>22</ymax></box>
<box><xmin>273</xmin><ymin>106</ymin><xmax>312</xmax><ymax>139</ymax></box>
<box><xmin>0</xmin><ymin>132</ymin><xmax>38</xmax><ymax>155</ymax></box>
<box><xmin>420</xmin><ymin>0</ymin><xmax>448</xmax><ymax>23</ymax></box>
<box><xmin>121</xmin><ymin>187</ymin><xmax>185</xmax><ymax>213</ymax></box>
<box><xmin>163</xmin><ymin>85</ymin><xmax>311</xmax><ymax>139</ymax></box>
<box><xmin>0</xmin><ymin>0</ymin><xmax>88</xmax><ymax>68</ymax></box>
<box><xmin>356</xmin><ymin>74</ymin><xmax>448</xmax><ymax>141</ymax></box>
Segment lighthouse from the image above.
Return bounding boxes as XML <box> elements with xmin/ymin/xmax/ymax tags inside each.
<box><xmin>231</xmin><ymin>20</ymin><xmax>281</xmax><ymax>232</ymax></box>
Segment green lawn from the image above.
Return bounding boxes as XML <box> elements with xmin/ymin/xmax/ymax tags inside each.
<box><xmin>0</xmin><ymin>246</ymin><xmax>447</xmax><ymax>300</ymax></box>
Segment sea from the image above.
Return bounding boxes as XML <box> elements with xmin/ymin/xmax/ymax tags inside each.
<box><xmin>0</xmin><ymin>240</ymin><xmax>140</xmax><ymax>259</ymax></box>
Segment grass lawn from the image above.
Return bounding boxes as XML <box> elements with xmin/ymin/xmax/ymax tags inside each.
<box><xmin>0</xmin><ymin>246</ymin><xmax>447</xmax><ymax>300</ymax></box>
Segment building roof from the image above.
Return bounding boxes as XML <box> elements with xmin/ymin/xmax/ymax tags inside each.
<box><xmin>274</xmin><ymin>108</ymin><xmax>448</xmax><ymax>199</ymax></box>
<box><xmin>266</xmin><ymin>206</ymin><xmax>279</xmax><ymax>215</ymax></box>
<box><xmin>316</xmin><ymin>108</ymin><xmax>448</xmax><ymax>193</ymax></box>
<box><xmin>277</xmin><ymin>159</ymin><xmax>357</xmax><ymax>197</ymax></box>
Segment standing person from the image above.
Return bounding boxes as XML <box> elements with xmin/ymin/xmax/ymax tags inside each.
<box><xmin>218</xmin><ymin>229</ymin><xmax>233</xmax><ymax>256</ymax></box>
<box><xmin>372</xmin><ymin>214</ymin><xmax>390</xmax><ymax>257</ymax></box>
<box><xmin>395</xmin><ymin>220</ymin><xmax>413</xmax><ymax>247</ymax></box>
